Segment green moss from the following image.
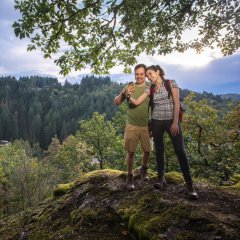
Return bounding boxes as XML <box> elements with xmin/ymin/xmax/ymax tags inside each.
<box><xmin>56</xmin><ymin>225</ymin><xmax>76</xmax><ymax>239</ymax></box>
<box><xmin>53</xmin><ymin>182</ymin><xmax>74</xmax><ymax>197</ymax></box>
<box><xmin>70</xmin><ymin>209</ymin><xmax>80</xmax><ymax>224</ymax></box>
<box><xmin>165</xmin><ymin>171</ymin><xmax>184</xmax><ymax>184</ymax></box>
<box><xmin>152</xmin><ymin>204</ymin><xmax>190</xmax><ymax>228</ymax></box>
<box><xmin>189</xmin><ymin>211</ymin><xmax>211</xmax><ymax>225</ymax></box>
<box><xmin>221</xmin><ymin>181</ymin><xmax>240</xmax><ymax>195</ymax></box>
<box><xmin>81</xmin><ymin>207</ymin><xmax>101</xmax><ymax>221</ymax></box>
<box><xmin>229</xmin><ymin>174</ymin><xmax>240</xmax><ymax>183</ymax></box>
<box><xmin>117</xmin><ymin>208</ymin><xmax>133</xmax><ymax>222</ymax></box>
<box><xmin>205</xmin><ymin>223</ymin><xmax>218</xmax><ymax>231</ymax></box>
<box><xmin>118</xmin><ymin>192</ymin><xmax>165</xmax><ymax>223</ymax></box>
<box><xmin>176</xmin><ymin>231</ymin><xmax>196</xmax><ymax>240</ymax></box>
<box><xmin>128</xmin><ymin>204</ymin><xmax>192</xmax><ymax>240</ymax></box>
<box><xmin>231</xmin><ymin>181</ymin><xmax>240</xmax><ymax>188</ymax></box>
<box><xmin>28</xmin><ymin>230</ymin><xmax>53</xmax><ymax>240</ymax></box>
<box><xmin>118</xmin><ymin>189</ymin><xmax>193</xmax><ymax>240</ymax></box>
<box><xmin>78</xmin><ymin>169</ymin><xmax>125</xmax><ymax>182</ymax></box>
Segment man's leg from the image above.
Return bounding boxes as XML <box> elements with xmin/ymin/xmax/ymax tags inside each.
<box><xmin>125</xmin><ymin>151</ymin><xmax>135</xmax><ymax>190</ymax></box>
<box><xmin>139</xmin><ymin>129</ymin><xmax>151</xmax><ymax>181</ymax></box>
<box><xmin>142</xmin><ymin>151</ymin><xmax>150</xmax><ymax>167</ymax></box>
<box><xmin>126</xmin><ymin>151</ymin><xmax>135</xmax><ymax>175</ymax></box>
<box><xmin>124</xmin><ymin>125</ymin><xmax>139</xmax><ymax>190</ymax></box>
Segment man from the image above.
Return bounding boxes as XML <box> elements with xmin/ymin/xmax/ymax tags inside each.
<box><xmin>114</xmin><ymin>64</ymin><xmax>151</xmax><ymax>190</ymax></box>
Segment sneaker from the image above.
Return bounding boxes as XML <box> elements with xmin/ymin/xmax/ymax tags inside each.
<box><xmin>139</xmin><ymin>165</ymin><xmax>149</xmax><ymax>181</ymax></box>
<box><xmin>154</xmin><ymin>176</ymin><xmax>167</xmax><ymax>190</ymax></box>
<box><xmin>186</xmin><ymin>183</ymin><xmax>198</xmax><ymax>200</ymax></box>
<box><xmin>126</xmin><ymin>174</ymin><xmax>135</xmax><ymax>191</ymax></box>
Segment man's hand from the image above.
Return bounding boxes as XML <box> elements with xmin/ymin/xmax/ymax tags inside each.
<box><xmin>126</xmin><ymin>84</ymin><xmax>134</xmax><ymax>96</ymax></box>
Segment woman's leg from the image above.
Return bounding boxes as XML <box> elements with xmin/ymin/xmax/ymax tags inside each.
<box><xmin>166</xmin><ymin>122</ymin><xmax>192</xmax><ymax>183</ymax></box>
<box><xmin>151</xmin><ymin>119</ymin><xmax>165</xmax><ymax>176</ymax></box>
<box><xmin>166</xmin><ymin>121</ymin><xmax>198</xmax><ymax>199</ymax></box>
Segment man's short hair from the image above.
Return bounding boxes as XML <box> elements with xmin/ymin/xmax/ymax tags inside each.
<box><xmin>134</xmin><ymin>63</ymin><xmax>146</xmax><ymax>72</ymax></box>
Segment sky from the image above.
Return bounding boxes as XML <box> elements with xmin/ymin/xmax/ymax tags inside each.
<box><xmin>0</xmin><ymin>0</ymin><xmax>240</xmax><ymax>95</ymax></box>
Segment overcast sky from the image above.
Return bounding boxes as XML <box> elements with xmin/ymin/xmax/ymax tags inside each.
<box><xmin>1</xmin><ymin>0</ymin><xmax>240</xmax><ymax>95</ymax></box>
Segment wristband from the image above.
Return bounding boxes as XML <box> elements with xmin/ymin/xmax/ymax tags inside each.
<box><xmin>121</xmin><ymin>92</ymin><xmax>126</xmax><ymax>100</ymax></box>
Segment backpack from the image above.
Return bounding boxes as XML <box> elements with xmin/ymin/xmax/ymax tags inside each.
<box><xmin>149</xmin><ymin>79</ymin><xmax>186</xmax><ymax>123</ymax></box>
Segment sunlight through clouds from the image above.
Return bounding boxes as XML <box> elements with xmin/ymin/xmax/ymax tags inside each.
<box><xmin>155</xmin><ymin>49</ymin><xmax>223</xmax><ymax>68</ymax></box>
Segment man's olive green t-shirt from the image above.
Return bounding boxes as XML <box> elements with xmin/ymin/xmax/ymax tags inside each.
<box><xmin>126</xmin><ymin>83</ymin><xmax>150</xmax><ymax>127</ymax></box>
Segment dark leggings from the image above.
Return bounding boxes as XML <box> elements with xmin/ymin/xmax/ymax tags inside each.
<box><xmin>151</xmin><ymin>119</ymin><xmax>192</xmax><ymax>184</ymax></box>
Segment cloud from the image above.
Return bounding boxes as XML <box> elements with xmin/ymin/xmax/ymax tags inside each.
<box><xmin>0</xmin><ymin>0</ymin><xmax>239</xmax><ymax>94</ymax></box>
<box><xmin>146</xmin><ymin>53</ymin><xmax>240</xmax><ymax>94</ymax></box>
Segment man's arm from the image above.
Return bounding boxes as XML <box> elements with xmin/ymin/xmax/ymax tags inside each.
<box><xmin>114</xmin><ymin>89</ymin><xmax>127</xmax><ymax>106</ymax></box>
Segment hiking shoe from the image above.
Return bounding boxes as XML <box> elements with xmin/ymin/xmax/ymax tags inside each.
<box><xmin>154</xmin><ymin>176</ymin><xmax>167</xmax><ymax>190</ymax></box>
<box><xmin>186</xmin><ymin>183</ymin><xmax>199</xmax><ymax>200</ymax></box>
<box><xmin>126</xmin><ymin>174</ymin><xmax>135</xmax><ymax>191</ymax></box>
<box><xmin>139</xmin><ymin>165</ymin><xmax>149</xmax><ymax>181</ymax></box>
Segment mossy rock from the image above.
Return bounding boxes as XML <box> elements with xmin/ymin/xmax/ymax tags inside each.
<box><xmin>232</xmin><ymin>181</ymin><xmax>240</xmax><ymax>188</ymax></box>
<box><xmin>77</xmin><ymin>169</ymin><xmax>125</xmax><ymax>182</ymax></box>
<box><xmin>221</xmin><ymin>180</ymin><xmax>240</xmax><ymax>195</ymax></box>
<box><xmin>1</xmin><ymin>169</ymin><xmax>240</xmax><ymax>240</ymax></box>
<box><xmin>165</xmin><ymin>171</ymin><xmax>184</xmax><ymax>184</ymax></box>
<box><xmin>229</xmin><ymin>174</ymin><xmax>240</xmax><ymax>183</ymax></box>
<box><xmin>53</xmin><ymin>182</ymin><xmax>74</xmax><ymax>197</ymax></box>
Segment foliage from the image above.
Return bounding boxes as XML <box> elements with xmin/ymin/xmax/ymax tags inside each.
<box><xmin>79</xmin><ymin>112</ymin><xmax>125</xmax><ymax>170</ymax></box>
<box><xmin>112</xmin><ymin>102</ymin><xmax>128</xmax><ymax>134</ymax></box>
<box><xmin>49</xmin><ymin>135</ymin><xmax>96</xmax><ymax>183</ymax></box>
<box><xmin>182</xmin><ymin>93</ymin><xmax>240</xmax><ymax>182</ymax></box>
<box><xmin>13</xmin><ymin>0</ymin><xmax>240</xmax><ymax>74</ymax></box>
<box><xmin>0</xmin><ymin>140</ymin><xmax>51</xmax><ymax>216</ymax></box>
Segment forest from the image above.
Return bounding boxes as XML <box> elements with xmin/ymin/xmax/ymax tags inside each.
<box><xmin>0</xmin><ymin>75</ymin><xmax>239</xmax><ymax>219</ymax></box>
<box><xmin>0</xmin><ymin>75</ymin><xmax>235</xmax><ymax>149</ymax></box>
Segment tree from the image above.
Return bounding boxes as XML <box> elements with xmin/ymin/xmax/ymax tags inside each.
<box><xmin>0</xmin><ymin>140</ymin><xmax>51</xmax><ymax>216</ymax></box>
<box><xmin>208</xmin><ymin>103</ymin><xmax>240</xmax><ymax>181</ymax></box>
<box><xmin>112</xmin><ymin>102</ymin><xmax>128</xmax><ymax>134</ymax></box>
<box><xmin>182</xmin><ymin>94</ymin><xmax>240</xmax><ymax>182</ymax></box>
<box><xmin>52</xmin><ymin>135</ymin><xmax>95</xmax><ymax>183</ymax></box>
<box><xmin>79</xmin><ymin>112</ymin><xmax>118</xmax><ymax>169</ymax></box>
<box><xmin>13</xmin><ymin>0</ymin><xmax>240</xmax><ymax>75</ymax></box>
<box><xmin>183</xmin><ymin>92</ymin><xmax>218</xmax><ymax>164</ymax></box>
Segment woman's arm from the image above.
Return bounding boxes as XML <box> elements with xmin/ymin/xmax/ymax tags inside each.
<box><xmin>171</xmin><ymin>87</ymin><xmax>180</xmax><ymax>124</ymax></box>
<box><xmin>171</xmin><ymin>87</ymin><xmax>180</xmax><ymax>136</ymax></box>
<box><xmin>129</xmin><ymin>92</ymin><xmax>149</xmax><ymax>105</ymax></box>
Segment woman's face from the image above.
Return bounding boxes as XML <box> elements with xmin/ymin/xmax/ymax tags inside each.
<box><xmin>146</xmin><ymin>69</ymin><xmax>158</xmax><ymax>83</ymax></box>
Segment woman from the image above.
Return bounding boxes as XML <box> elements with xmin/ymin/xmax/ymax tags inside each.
<box><xmin>127</xmin><ymin>65</ymin><xmax>198</xmax><ymax>200</ymax></box>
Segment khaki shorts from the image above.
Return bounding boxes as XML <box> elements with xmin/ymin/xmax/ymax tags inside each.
<box><xmin>124</xmin><ymin>124</ymin><xmax>151</xmax><ymax>152</ymax></box>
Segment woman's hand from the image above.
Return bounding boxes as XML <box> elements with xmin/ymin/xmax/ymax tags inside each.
<box><xmin>170</xmin><ymin>122</ymin><xmax>179</xmax><ymax>136</ymax></box>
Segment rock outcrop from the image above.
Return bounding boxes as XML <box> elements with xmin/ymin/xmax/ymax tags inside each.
<box><xmin>0</xmin><ymin>169</ymin><xmax>239</xmax><ymax>240</ymax></box>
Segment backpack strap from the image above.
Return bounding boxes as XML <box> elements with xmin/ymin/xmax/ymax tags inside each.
<box><xmin>149</xmin><ymin>84</ymin><xmax>156</xmax><ymax>113</ymax></box>
<box><xmin>163</xmin><ymin>79</ymin><xmax>172</xmax><ymax>99</ymax></box>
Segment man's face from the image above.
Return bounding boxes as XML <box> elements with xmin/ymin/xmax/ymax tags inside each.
<box><xmin>135</xmin><ymin>67</ymin><xmax>146</xmax><ymax>84</ymax></box>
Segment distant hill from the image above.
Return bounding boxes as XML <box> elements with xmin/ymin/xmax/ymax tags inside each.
<box><xmin>0</xmin><ymin>75</ymin><xmax>238</xmax><ymax>149</ymax></box>
<box><xmin>67</xmin><ymin>74</ymin><xmax>240</xmax><ymax>102</ymax></box>
<box><xmin>0</xmin><ymin>170</ymin><xmax>239</xmax><ymax>240</ymax></box>
<box><xmin>220</xmin><ymin>93</ymin><xmax>240</xmax><ymax>101</ymax></box>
